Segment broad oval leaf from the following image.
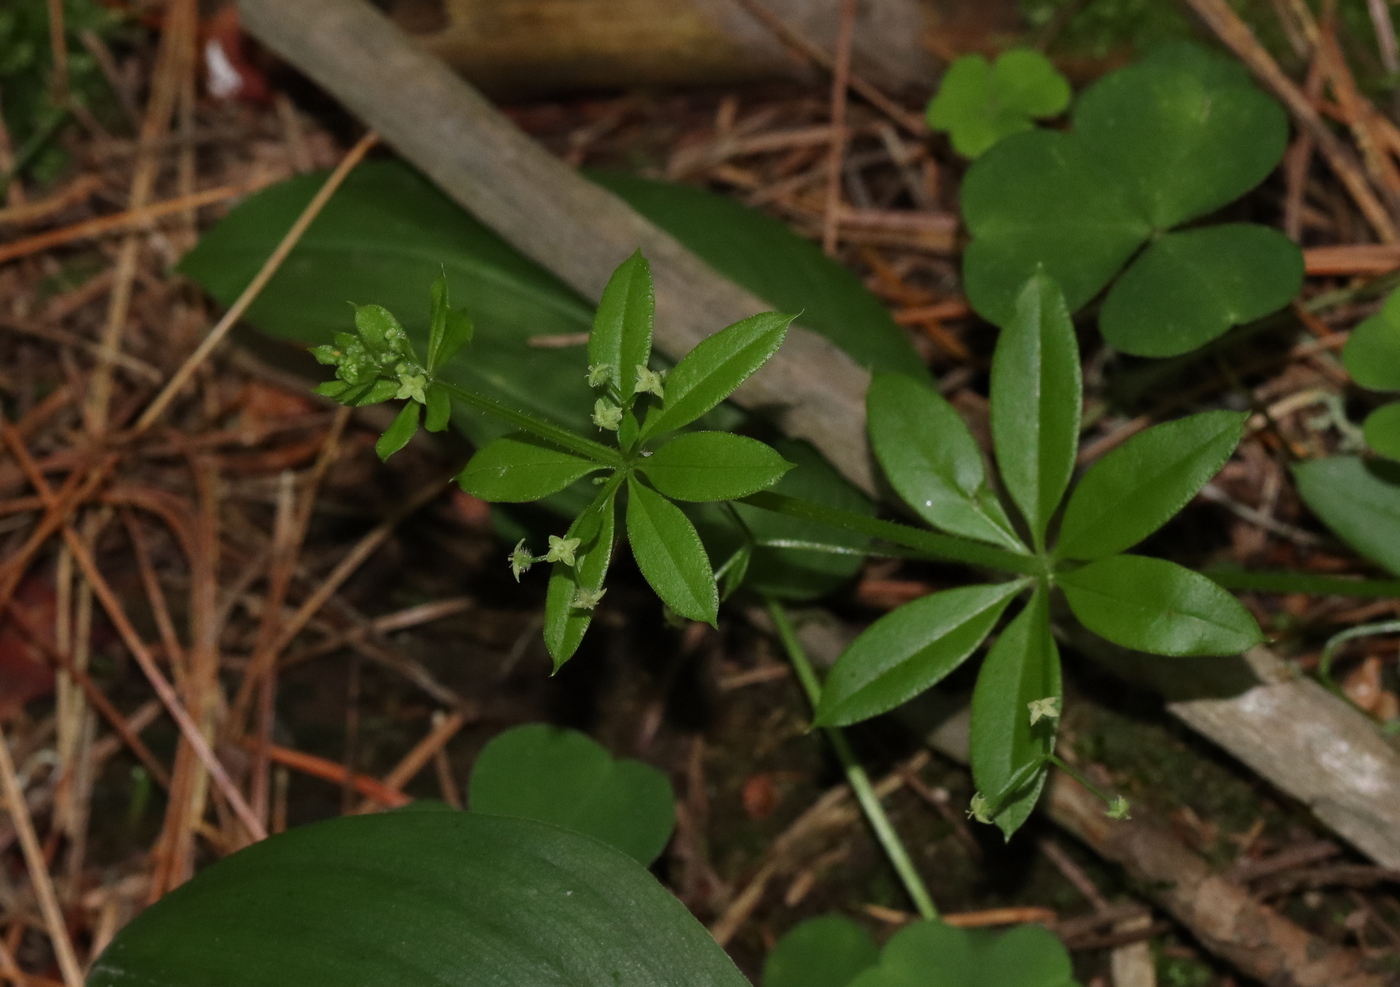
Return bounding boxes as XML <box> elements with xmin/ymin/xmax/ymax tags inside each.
<box><xmin>816</xmin><ymin>582</ymin><xmax>1025</xmax><ymax>727</ymax></box>
<box><xmin>1344</xmin><ymin>289</ymin><xmax>1400</xmax><ymax>391</ymax></box>
<box><xmin>1056</xmin><ymin>410</ymin><xmax>1247</xmax><ymax>560</ymax></box>
<box><xmin>640</xmin><ymin>312</ymin><xmax>794</xmax><ymax>441</ymax></box>
<box><xmin>469</xmin><ymin>723</ymin><xmax>674</xmax><ymax>865</ymax></box>
<box><xmin>1073</xmin><ymin>42</ymin><xmax>1288</xmax><ymax>230</ymax></box>
<box><xmin>970</xmin><ymin>588</ymin><xmax>1060</xmax><ymax>839</ymax></box>
<box><xmin>1294</xmin><ymin>455</ymin><xmax>1400</xmax><ymax>575</ymax></box>
<box><xmin>544</xmin><ymin>486</ymin><xmax>618</xmax><ymax>668</ymax></box>
<box><xmin>626</xmin><ymin>478</ymin><xmax>718</xmax><ymax>624</ymax></box>
<box><xmin>639</xmin><ymin>431</ymin><xmax>793</xmax><ymax>501</ymax></box>
<box><xmin>990</xmin><ymin>274</ymin><xmax>1082</xmax><ymax>550</ymax></box>
<box><xmin>961</xmin><ymin>129</ymin><xmax>1151</xmax><ymax>328</ymax></box>
<box><xmin>1058</xmin><ymin>555</ymin><xmax>1263</xmax><ymax>656</ymax></box>
<box><xmin>763</xmin><ymin>915</ymin><xmax>880</xmax><ymax>987</ymax></box>
<box><xmin>1364</xmin><ymin>403</ymin><xmax>1400</xmax><ymax>460</ymax></box>
<box><xmin>868</xmin><ymin>373</ymin><xmax>1023</xmax><ymax>550</ymax></box>
<box><xmin>89</xmin><ymin>812</ymin><xmax>747</xmax><ymax>987</ymax></box>
<box><xmin>589</xmin><ymin>249</ymin><xmax>654</xmax><ymax>404</ymax></box>
<box><xmin>458</xmin><ymin>433</ymin><xmax>605</xmax><ymax>502</ymax></box>
<box><xmin>1099</xmin><ymin>224</ymin><xmax>1303</xmax><ymax>358</ymax></box>
<box><xmin>847</xmin><ymin>921</ymin><xmax>1076</xmax><ymax>987</ymax></box>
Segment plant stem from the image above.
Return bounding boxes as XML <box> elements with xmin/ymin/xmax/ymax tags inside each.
<box><xmin>766</xmin><ymin>598</ymin><xmax>939</xmax><ymax>921</ymax></box>
<box><xmin>437</xmin><ymin>381</ymin><xmax>623</xmax><ymax>465</ymax></box>
<box><xmin>742</xmin><ymin>491</ymin><xmax>1041</xmax><ymax>576</ymax></box>
<box><xmin>1204</xmin><ymin>568</ymin><xmax>1400</xmax><ymax>598</ymax></box>
<box><xmin>1318</xmin><ymin>620</ymin><xmax>1400</xmax><ymax>696</ymax></box>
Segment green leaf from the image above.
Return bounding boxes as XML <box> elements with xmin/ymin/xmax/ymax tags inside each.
<box><xmin>426</xmin><ymin>275</ymin><xmax>474</xmax><ymax>373</ymax></box>
<box><xmin>1073</xmin><ymin>42</ymin><xmax>1288</xmax><ymax>230</ymax></box>
<box><xmin>846</xmin><ymin>920</ymin><xmax>1077</xmax><ymax>987</ymax></box>
<box><xmin>376</xmin><ymin>402</ymin><xmax>420</xmax><ymax>461</ymax></box>
<box><xmin>639</xmin><ymin>432</ymin><xmax>793</xmax><ymax>501</ymax></box>
<box><xmin>89</xmin><ymin>813</ymin><xmax>748</xmax><ymax>987</ymax></box>
<box><xmin>625</xmin><ymin>478</ymin><xmax>718</xmax><ymax>624</ymax></box>
<box><xmin>961</xmin><ymin>129</ymin><xmax>1151</xmax><ymax>327</ymax></box>
<box><xmin>468</xmin><ymin>723</ymin><xmax>674</xmax><ymax>865</ymax></box>
<box><xmin>353</xmin><ymin>302</ymin><xmax>408</xmax><ymax>356</ymax></box>
<box><xmin>816</xmin><ymin>582</ymin><xmax>1025</xmax><ymax>727</ymax></box>
<box><xmin>586</xmin><ymin>170</ymin><xmax>928</xmax><ymax>379</ymax></box>
<box><xmin>640</xmin><ymin>312</ymin><xmax>794</xmax><ymax>441</ymax></box>
<box><xmin>926</xmin><ymin>49</ymin><xmax>1071</xmax><ymax>159</ymax></box>
<box><xmin>544</xmin><ymin>487</ymin><xmax>618</xmax><ymax>667</ymax></box>
<box><xmin>1294</xmin><ymin>456</ymin><xmax>1400</xmax><ymax>575</ymax></box>
<box><xmin>1056</xmin><ymin>410</ymin><xmax>1247</xmax><ymax>560</ymax></box>
<box><xmin>867</xmin><ymin>373</ymin><xmax>1023</xmax><ymax>550</ymax></box>
<box><xmin>589</xmin><ymin>250</ymin><xmax>654</xmax><ymax>404</ymax></box>
<box><xmin>1099</xmin><ymin>225</ymin><xmax>1303</xmax><ymax>358</ymax></box>
<box><xmin>1344</xmin><ymin>289</ymin><xmax>1400</xmax><ymax>390</ymax></box>
<box><xmin>990</xmin><ymin>274</ymin><xmax>1082</xmax><ymax>549</ymax></box>
<box><xmin>458</xmin><ymin>433</ymin><xmax>605</xmax><ymax>502</ymax></box>
<box><xmin>763</xmin><ymin>916</ymin><xmax>880</xmax><ymax>987</ymax></box>
<box><xmin>1364</xmin><ymin>404</ymin><xmax>1400</xmax><ymax>460</ymax></box>
<box><xmin>424</xmin><ymin>386</ymin><xmax>452</xmax><ymax>432</ymax></box>
<box><xmin>970</xmin><ymin>588</ymin><xmax>1060</xmax><ymax>839</ymax></box>
<box><xmin>1058</xmin><ymin>555</ymin><xmax>1264</xmax><ymax>656</ymax></box>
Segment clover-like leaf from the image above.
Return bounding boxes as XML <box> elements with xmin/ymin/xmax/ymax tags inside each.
<box><xmin>626</xmin><ymin>477</ymin><xmax>718</xmax><ymax>624</ymax></box>
<box><xmin>639</xmin><ymin>431</ymin><xmax>793</xmax><ymax>501</ymax></box>
<box><xmin>1364</xmin><ymin>404</ymin><xmax>1400</xmax><ymax>461</ymax></box>
<box><xmin>544</xmin><ymin>487</ymin><xmax>618</xmax><ymax>667</ymax></box>
<box><xmin>1345</xmin><ymin>289</ymin><xmax>1400</xmax><ymax>390</ymax></box>
<box><xmin>468</xmin><ymin>723</ymin><xmax>674</xmax><ymax>865</ymax></box>
<box><xmin>846</xmin><ymin>920</ymin><xmax>1077</xmax><ymax>987</ymax></box>
<box><xmin>1058</xmin><ymin>555</ymin><xmax>1264</xmax><ymax>656</ymax></box>
<box><xmin>458</xmin><ymin>433</ymin><xmax>604</xmax><ymax>502</ymax></box>
<box><xmin>763</xmin><ymin>915</ymin><xmax>880</xmax><ymax>987</ymax></box>
<box><xmin>589</xmin><ymin>250</ymin><xmax>655</xmax><ymax>405</ymax></box>
<box><xmin>926</xmin><ymin>48</ymin><xmax>1070</xmax><ymax>158</ymax></box>
<box><xmin>1294</xmin><ymin>456</ymin><xmax>1400</xmax><ymax>576</ymax></box>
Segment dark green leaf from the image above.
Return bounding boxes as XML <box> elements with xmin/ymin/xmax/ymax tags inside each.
<box><xmin>990</xmin><ymin>274</ymin><xmax>1082</xmax><ymax>549</ymax></box>
<box><xmin>89</xmin><ymin>813</ymin><xmax>747</xmax><ymax>987</ymax></box>
<box><xmin>625</xmin><ymin>478</ymin><xmax>718</xmax><ymax>624</ymax></box>
<box><xmin>970</xmin><ymin>588</ymin><xmax>1059</xmax><ymax>839</ymax></box>
<box><xmin>1056</xmin><ymin>410</ymin><xmax>1247</xmax><ymax>560</ymax></box>
<box><xmin>926</xmin><ymin>49</ymin><xmax>1070</xmax><ymax>159</ymax></box>
<box><xmin>763</xmin><ymin>916</ymin><xmax>880</xmax><ymax>987</ymax></box>
<box><xmin>816</xmin><ymin>582</ymin><xmax>1025</xmax><ymax>727</ymax></box>
<box><xmin>1058</xmin><ymin>555</ymin><xmax>1263</xmax><ymax>656</ymax></box>
<box><xmin>356</xmin><ymin>378</ymin><xmax>401</xmax><ymax>407</ymax></box>
<box><xmin>1073</xmin><ymin>42</ymin><xmax>1288</xmax><ymax>230</ymax></box>
<box><xmin>1294</xmin><ymin>456</ymin><xmax>1400</xmax><ymax>575</ymax></box>
<box><xmin>717</xmin><ymin>542</ymin><xmax>752</xmax><ymax>601</ymax></box>
<box><xmin>589</xmin><ymin>250</ymin><xmax>654</xmax><ymax>404</ymax></box>
<box><xmin>1344</xmin><ymin>290</ymin><xmax>1400</xmax><ymax>390</ymax></box>
<box><xmin>544</xmin><ymin>487</ymin><xmax>618</xmax><ymax>667</ymax></box>
<box><xmin>458</xmin><ymin>433</ymin><xmax>604</xmax><ymax>502</ymax></box>
<box><xmin>846</xmin><ymin>919</ymin><xmax>1076</xmax><ymax>987</ymax></box>
<box><xmin>354</xmin><ymin>302</ymin><xmax>406</xmax><ymax>355</ymax></box>
<box><xmin>961</xmin><ymin>129</ymin><xmax>1151</xmax><ymax>327</ymax></box>
<box><xmin>587</xmin><ymin>171</ymin><xmax>927</xmax><ymax>379</ymax></box>
<box><xmin>424</xmin><ymin>386</ymin><xmax>452</xmax><ymax>432</ymax></box>
<box><xmin>376</xmin><ymin>402</ymin><xmax>420</xmax><ymax>461</ymax></box>
<box><xmin>868</xmin><ymin>373</ymin><xmax>1023</xmax><ymax>549</ymax></box>
<box><xmin>1099</xmin><ymin>225</ymin><xmax>1303</xmax><ymax>357</ymax></box>
<box><xmin>1364</xmin><ymin>404</ymin><xmax>1400</xmax><ymax>460</ymax></box>
<box><xmin>426</xmin><ymin>275</ymin><xmax>473</xmax><ymax>372</ymax></box>
<box><xmin>468</xmin><ymin>724</ymin><xmax>674</xmax><ymax>865</ymax></box>
<box><xmin>640</xmin><ymin>312</ymin><xmax>794</xmax><ymax>440</ymax></box>
<box><xmin>314</xmin><ymin>380</ymin><xmax>351</xmax><ymax>399</ymax></box>
<box><xmin>639</xmin><ymin>432</ymin><xmax>793</xmax><ymax>501</ymax></box>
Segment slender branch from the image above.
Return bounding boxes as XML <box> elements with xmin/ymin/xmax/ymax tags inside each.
<box><xmin>436</xmin><ymin>381</ymin><xmax>622</xmax><ymax>466</ymax></box>
<box><xmin>768</xmin><ymin>599</ymin><xmax>939</xmax><ymax>921</ymax></box>
<box><xmin>742</xmin><ymin>491</ymin><xmax>1042</xmax><ymax>576</ymax></box>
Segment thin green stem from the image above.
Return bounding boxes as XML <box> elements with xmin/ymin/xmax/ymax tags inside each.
<box><xmin>742</xmin><ymin>492</ymin><xmax>1042</xmax><ymax>577</ymax></box>
<box><xmin>767</xmin><ymin>599</ymin><xmax>939</xmax><ymax>922</ymax></box>
<box><xmin>1204</xmin><ymin>568</ymin><xmax>1400</xmax><ymax>598</ymax></box>
<box><xmin>1318</xmin><ymin>620</ymin><xmax>1400</xmax><ymax>698</ymax></box>
<box><xmin>436</xmin><ymin>381</ymin><xmax>622</xmax><ymax>465</ymax></box>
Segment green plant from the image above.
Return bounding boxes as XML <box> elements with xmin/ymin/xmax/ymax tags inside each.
<box><xmin>926</xmin><ymin>48</ymin><xmax>1070</xmax><ymax>158</ymax></box>
<box><xmin>1341</xmin><ymin>288</ymin><xmax>1400</xmax><ymax>460</ymax></box>
<box><xmin>961</xmin><ymin>42</ymin><xmax>1303</xmax><ymax>357</ymax></box>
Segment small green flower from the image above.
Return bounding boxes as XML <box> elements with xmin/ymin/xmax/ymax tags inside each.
<box><xmin>507</xmin><ymin>539</ymin><xmax>535</xmax><ymax>582</ymax></box>
<box><xmin>545</xmin><ymin>535</ymin><xmax>582</xmax><ymax>567</ymax></box>
<box><xmin>1106</xmin><ymin>796</ymin><xmax>1131</xmax><ymax>821</ymax></box>
<box><xmin>634</xmin><ymin>365</ymin><xmax>666</xmax><ymax>399</ymax></box>
<box><xmin>572</xmin><ymin>587</ymin><xmax>607</xmax><ymax>610</ymax></box>
<box><xmin>966</xmin><ymin>792</ymin><xmax>992</xmax><ymax>825</ymax></box>
<box><xmin>592</xmin><ymin>399</ymin><xmax>623</xmax><ymax>431</ymax></box>
<box><xmin>395</xmin><ymin>372</ymin><xmax>428</xmax><ymax>404</ymax></box>
<box><xmin>1028</xmin><ymin>696</ymin><xmax>1061</xmax><ymax>726</ymax></box>
<box><xmin>587</xmin><ymin>363</ymin><xmax>617</xmax><ymax>389</ymax></box>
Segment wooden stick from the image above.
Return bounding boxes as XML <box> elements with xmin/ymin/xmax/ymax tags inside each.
<box><xmin>0</xmin><ymin>174</ymin><xmax>101</xmax><ymax>227</ymax></box>
<box><xmin>0</xmin><ymin>721</ymin><xmax>84</xmax><ymax>987</ymax></box>
<box><xmin>358</xmin><ymin>709</ymin><xmax>470</xmax><ymax>811</ymax></box>
<box><xmin>821</xmin><ymin>0</ymin><xmax>856</xmax><ymax>256</ymax></box>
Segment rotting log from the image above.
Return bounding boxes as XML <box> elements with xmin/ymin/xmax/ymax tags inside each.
<box><xmin>237</xmin><ymin>0</ymin><xmax>1400</xmax><ymax>880</ymax></box>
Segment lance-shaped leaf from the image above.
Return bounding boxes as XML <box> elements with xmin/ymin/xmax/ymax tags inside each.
<box><xmin>458</xmin><ymin>433</ymin><xmax>605</xmax><ymax>502</ymax></box>
<box><xmin>640</xmin><ymin>312</ymin><xmax>794</xmax><ymax>441</ymax></box>
<box><xmin>626</xmin><ymin>478</ymin><xmax>719</xmax><ymax>624</ymax></box>
<box><xmin>990</xmin><ymin>274</ymin><xmax>1082</xmax><ymax>549</ymax></box>
<box><xmin>426</xmin><ymin>275</ymin><xmax>474</xmax><ymax>373</ymax></box>
<box><xmin>376</xmin><ymin>402</ymin><xmax>420</xmax><ymax>461</ymax></box>
<box><xmin>1293</xmin><ymin>456</ymin><xmax>1400</xmax><ymax>576</ymax></box>
<box><xmin>868</xmin><ymin>373</ymin><xmax>1023</xmax><ymax>550</ymax></box>
<box><xmin>589</xmin><ymin>250</ymin><xmax>655</xmax><ymax>404</ymax></box>
<box><xmin>970</xmin><ymin>587</ymin><xmax>1060</xmax><ymax>839</ymax></box>
<box><xmin>1056</xmin><ymin>410</ymin><xmax>1246</xmax><ymax>560</ymax></box>
<box><xmin>1059</xmin><ymin>555</ymin><xmax>1263</xmax><ymax>656</ymax></box>
<box><xmin>638</xmin><ymin>432</ymin><xmax>793</xmax><ymax>501</ymax></box>
<box><xmin>544</xmin><ymin>488</ymin><xmax>618</xmax><ymax>667</ymax></box>
<box><xmin>816</xmin><ymin>582</ymin><xmax>1026</xmax><ymax>727</ymax></box>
